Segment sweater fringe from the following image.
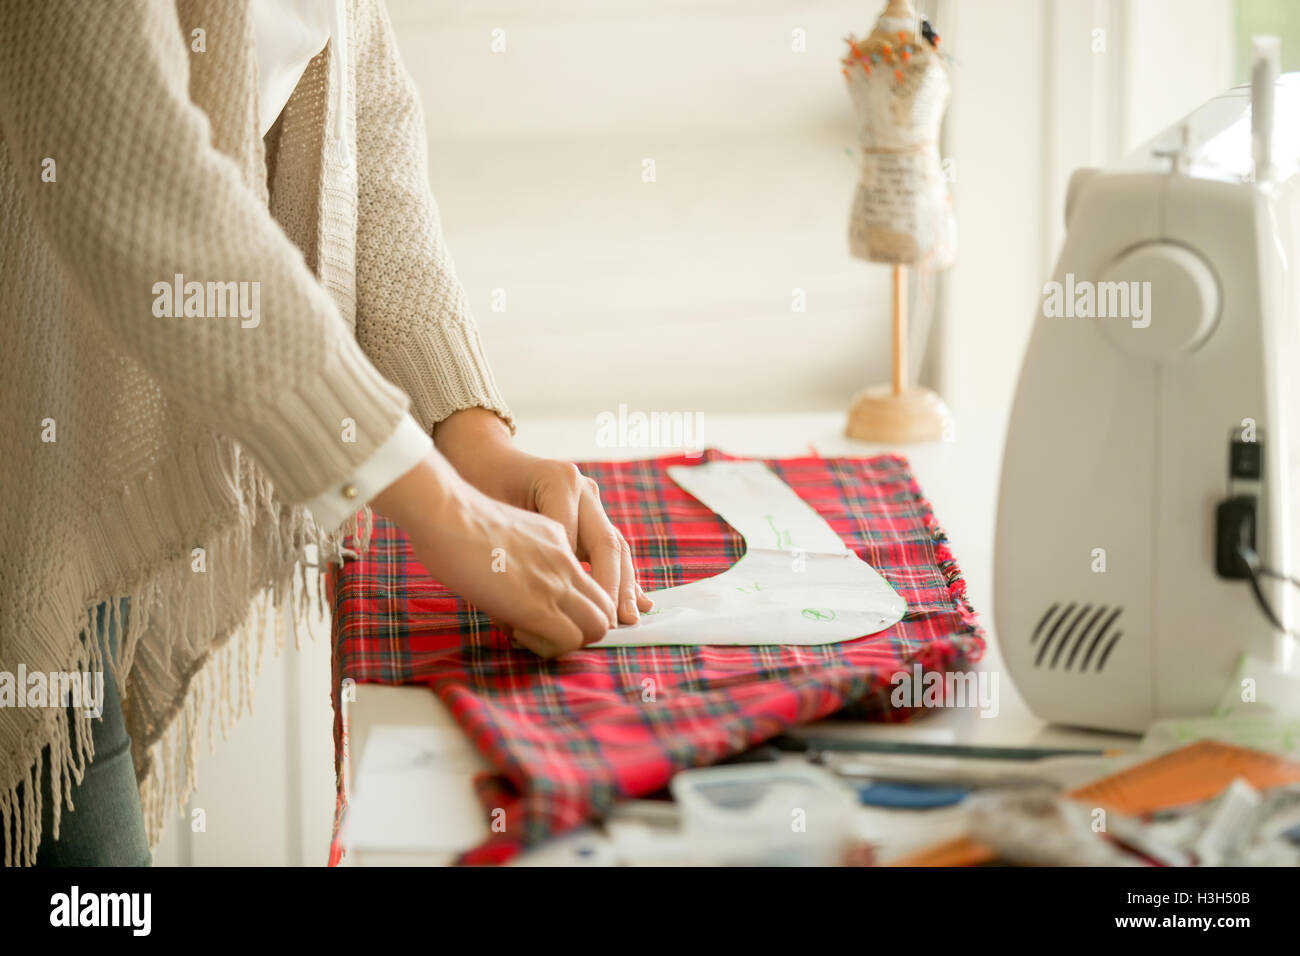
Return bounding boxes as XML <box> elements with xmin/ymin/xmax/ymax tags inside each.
<box><xmin>0</xmin><ymin>456</ymin><xmax>373</xmax><ymax>867</ymax></box>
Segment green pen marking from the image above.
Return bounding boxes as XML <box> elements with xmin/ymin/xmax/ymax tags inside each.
<box><xmin>764</xmin><ymin>515</ymin><xmax>792</xmax><ymax>549</ymax></box>
<box><xmin>801</xmin><ymin>608</ymin><xmax>836</xmax><ymax>622</ymax></box>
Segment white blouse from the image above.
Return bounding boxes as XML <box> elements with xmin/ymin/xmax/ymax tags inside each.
<box><xmin>253</xmin><ymin>0</ymin><xmax>434</xmax><ymax>527</ymax></box>
<box><xmin>251</xmin><ymin>0</ymin><xmax>331</xmax><ymax>137</ymax></box>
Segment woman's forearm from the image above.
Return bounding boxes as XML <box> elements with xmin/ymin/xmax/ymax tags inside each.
<box><xmin>369</xmin><ymin>447</ymin><xmax>462</xmax><ymax>539</ymax></box>
<box><xmin>433</xmin><ymin>406</ymin><xmax>533</xmax><ymax>506</ymax></box>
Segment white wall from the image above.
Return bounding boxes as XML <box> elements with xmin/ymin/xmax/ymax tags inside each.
<box><xmin>1125</xmin><ymin>0</ymin><xmax>1236</xmax><ymax>148</ymax></box>
<box><xmin>395</xmin><ymin>0</ymin><xmax>916</xmax><ymax>418</ymax></box>
<box><xmin>152</xmin><ymin>581</ymin><xmax>336</xmax><ymax>867</ymax></box>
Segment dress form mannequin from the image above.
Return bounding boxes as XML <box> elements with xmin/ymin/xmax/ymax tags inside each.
<box><xmin>842</xmin><ymin>0</ymin><xmax>955</xmax><ymax>443</ymax></box>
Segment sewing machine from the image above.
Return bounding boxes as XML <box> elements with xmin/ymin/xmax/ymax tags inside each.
<box><xmin>996</xmin><ymin>44</ymin><xmax>1300</xmax><ymax>733</ymax></box>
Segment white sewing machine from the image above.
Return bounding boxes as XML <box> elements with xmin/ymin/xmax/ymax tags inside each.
<box><xmin>996</xmin><ymin>43</ymin><xmax>1300</xmax><ymax>733</ymax></box>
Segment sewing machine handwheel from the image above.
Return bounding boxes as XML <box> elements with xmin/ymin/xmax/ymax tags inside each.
<box><xmin>1096</xmin><ymin>242</ymin><xmax>1221</xmax><ymax>361</ymax></box>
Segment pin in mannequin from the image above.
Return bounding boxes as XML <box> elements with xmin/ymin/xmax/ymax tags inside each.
<box><xmin>842</xmin><ymin>0</ymin><xmax>955</xmax><ymax>443</ymax></box>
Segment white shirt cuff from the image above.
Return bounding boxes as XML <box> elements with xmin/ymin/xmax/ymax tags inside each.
<box><xmin>306</xmin><ymin>413</ymin><xmax>433</xmax><ymax>530</ymax></box>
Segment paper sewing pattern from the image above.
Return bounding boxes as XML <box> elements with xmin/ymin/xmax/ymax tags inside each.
<box><xmin>590</xmin><ymin>460</ymin><xmax>907</xmax><ymax>648</ymax></box>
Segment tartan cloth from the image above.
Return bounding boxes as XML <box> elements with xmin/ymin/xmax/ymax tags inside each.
<box><xmin>329</xmin><ymin>450</ymin><xmax>984</xmax><ymax>865</ymax></box>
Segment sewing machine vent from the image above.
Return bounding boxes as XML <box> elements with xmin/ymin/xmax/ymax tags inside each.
<box><xmin>1030</xmin><ymin>603</ymin><xmax>1123</xmax><ymax>672</ymax></box>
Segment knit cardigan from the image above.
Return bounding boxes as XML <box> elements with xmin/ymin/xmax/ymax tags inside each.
<box><xmin>0</xmin><ymin>0</ymin><xmax>511</xmax><ymax>865</ymax></box>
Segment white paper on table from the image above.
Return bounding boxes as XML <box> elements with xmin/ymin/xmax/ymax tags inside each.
<box><xmin>347</xmin><ymin>725</ymin><xmax>486</xmax><ymax>853</ymax></box>
<box><xmin>590</xmin><ymin>460</ymin><xmax>906</xmax><ymax>648</ymax></box>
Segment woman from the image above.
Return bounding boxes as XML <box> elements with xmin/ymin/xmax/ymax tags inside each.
<box><xmin>0</xmin><ymin>0</ymin><xmax>648</xmax><ymax>865</ymax></box>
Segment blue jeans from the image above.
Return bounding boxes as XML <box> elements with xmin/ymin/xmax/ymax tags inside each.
<box><xmin>3</xmin><ymin>601</ymin><xmax>151</xmax><ymax>866</ymax></box>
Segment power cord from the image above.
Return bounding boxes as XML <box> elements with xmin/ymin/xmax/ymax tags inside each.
<box><xmin>1236</xmin><ymin>542</ymin><xmax>1295</xmax><ymax>635</ymax></box>
<box><xmin>1221</xmin><ymin>495</ymin><xmax>1300</xmax><ymax>636</ymax></box>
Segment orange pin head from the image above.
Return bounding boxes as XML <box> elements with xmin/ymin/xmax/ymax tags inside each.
<box><xmin>894</xmin><ymin>68</ymin><xmax>903</xmax><ymax>82</ymax></box>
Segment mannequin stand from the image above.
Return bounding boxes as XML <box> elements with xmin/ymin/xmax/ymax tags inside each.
<box><xmin>845</xmin><ymin>264</ymin><xmax>952</xmax><ymax>443</ymax></box>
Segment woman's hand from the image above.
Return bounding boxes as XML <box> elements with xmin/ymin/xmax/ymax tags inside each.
<box><xmin>371</xmin><ymin>452</ymin><xmax>617</xmax><ymax>658</ymax></box>
<box><xmin>434</xmin><ymin>408</ymin><xmax>654</xmax><ymax>627</ymax></box>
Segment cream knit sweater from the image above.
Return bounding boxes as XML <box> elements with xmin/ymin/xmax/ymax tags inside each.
<box><xmin>0</xmin><ymin>0</ymin><xmax>511</xmax><ymax>864</ymax></box>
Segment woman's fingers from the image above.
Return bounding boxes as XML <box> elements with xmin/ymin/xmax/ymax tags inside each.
<box><xmin>566</xmin><ymin>554</ymin><xmax>617</xmax><ymax>630</ymax></box>
<box><xmin>511</xmin><ymin>622</ymin><xmax>580</xmax><ymax>659</ymax></box>
<box><xmin>636</xmin><ymin>582</ymin><xmax>654</xmax><ymax>613</ymax></box>
<box><xmin>511</xmin><ymin>585</ymin><xmax>608</xmax><ymax>657</ymax></box>
<box><xmin>510</xmin><ymin>561</ymin><xmax>609</xmax><ymax>655</ymax></box>
<box><xmin>556</xmin><ymin>586</ymin><xmax>612</xmax><ymax>646</ymax></box>
<box><xmin>576</xmin><ymin>486</ymin><xmax>626</xmax><ymax>626</ymax></box>
<box><xmin>534</xmin><ymin>462</ymin><xmax>583</xmax><ymax>552</ymax></box>
<box><xmin>532</xmin><ymin>465</ymin><xmax>648</xmax><ymax>629</ymax></box>
<box><xmin>538</xmin><ymin>514</ymin><xmax>616</xmax><ymax>630</ymax></box>
<box><xmin>391</xmin><ymin>463</ymin><xmax>622</xmax><ymax>660</ymax></box>
<box><xmin>614</xmin><ymin>532</ymin><xmax>640</xmax><ymax>625</ymax></box>
<box><xmin>574</xmin><ymin>478</ymin><xmax>644</xmax><ymax>626</ymax></box>
<box><xmin>506</xmin><ymin>573</ymin><xmax>608</xmax><ymax>658</ymax></box>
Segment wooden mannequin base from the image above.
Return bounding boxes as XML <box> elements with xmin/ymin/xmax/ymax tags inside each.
<box><xmin>845</xmin><ymin>384</ymin><xmax>952</xmax><ymax>444</ymax></box>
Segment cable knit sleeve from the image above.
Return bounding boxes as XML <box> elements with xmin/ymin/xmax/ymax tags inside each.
<box><xmin>0</xmin><ymin>0</ymin><xmax>411</xmax><ymax>504</ymax></box>
<box><xmin>351</xmin><ymin>0</ymin><xmax>513</xmax><ymax>435</ymax></box>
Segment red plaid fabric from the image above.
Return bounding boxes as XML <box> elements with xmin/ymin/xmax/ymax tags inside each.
<box><xmin>330</xmin><ymin>450</ymin><xmax>984</xmax><ymax>864</ymax></box>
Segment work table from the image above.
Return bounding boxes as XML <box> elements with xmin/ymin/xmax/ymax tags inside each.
<box><xmin>339</xmin><ymin>411</ymin><xmax>1136</xmax><ymax>865</ymax></box>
